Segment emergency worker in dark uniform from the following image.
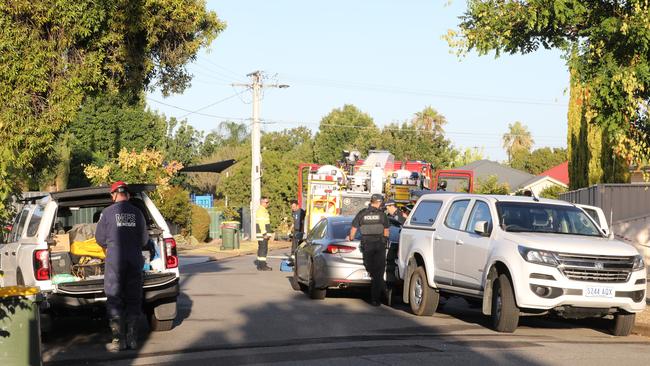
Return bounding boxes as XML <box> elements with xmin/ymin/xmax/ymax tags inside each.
<box><xmin>289</xmin><ymin>199</ymin><xmax>305</xmax><ymax>259</ymax></box>
<box><xmin>384</xmin><ymin>199</ymin><xmax>407</xmax><ymax>304</ymax></box>
<box><xmin>96</xmin><ymin>181</ymin><xmax>148</xmax><ymax>352</ymax></box>
<box><xmin>348</xmin><ymin>194</ymin><xmax>389</xmax><ymax>306</ymax></box>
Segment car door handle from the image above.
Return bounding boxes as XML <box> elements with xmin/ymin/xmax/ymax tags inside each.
<box><xmin>11</xmin><ymin>252</ymin><xmax>16</xmax><ymax>256</ymax></box>
<box><xmin>434</xmin><ymin>235</ymin><xmax>443</xmax><ymax>241</ymax></box>
<box><xmin>456</xmin><ymin>239</ymin><xmax>464</xmax><ymax>245</ymax></box>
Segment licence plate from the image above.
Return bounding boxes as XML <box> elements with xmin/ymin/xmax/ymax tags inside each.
<box><xmin>362</xmin><ymin>271</ymin><xmax>371</xmax><ymax>280</ymax></box>
<box><xmin>584</xmin><ymin>286</ymin><xmax>614</xmax><ymax>298</ymax></box>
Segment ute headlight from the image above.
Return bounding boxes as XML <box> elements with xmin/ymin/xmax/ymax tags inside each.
<box><xmin>632</xmin><ymin>255</ymin><xmax>645</xmax><ymax>271</ymax></box>
<box><xmin>518</xmin><ymin>246</ymin><xmax>559</xmax><ymax>267</ymax></box>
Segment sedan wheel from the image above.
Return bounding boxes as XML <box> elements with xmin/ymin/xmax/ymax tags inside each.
<box><xmin>308</xmin><ymin>262</ymin><xmax>326</xmax><ymax>300</ymax></box>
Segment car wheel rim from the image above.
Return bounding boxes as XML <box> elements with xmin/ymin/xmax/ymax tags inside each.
<box><xmin>414</xmin><ymin>276</ymin><xmax>423</xmax><ymax>307</ymax></box>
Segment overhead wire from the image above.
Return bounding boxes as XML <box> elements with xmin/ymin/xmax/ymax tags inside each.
<box><xmin>177</xmin><ymin>90</ymin><xmax>248</xmax><ymax>119</ymax></box>
<box><xmin>146</xmin><ymin>97</ymin><xmax>248</xmax><ymax>121</ymax></box>
<box><xmin>279</xmin><ymin>73</ymin><xmax>568</xmax><ymax>107</ymax></box>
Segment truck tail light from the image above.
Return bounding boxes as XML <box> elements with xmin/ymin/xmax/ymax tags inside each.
<box><xmin>33</xmin><ymin>249</ymin><xmax>51</xmax><ymax>281</ymax></box>
<box><xmin>324</xmin><ymin>244</ymin><xmax>356</xmax><ymax>254</ymax></box>
<box><xmin>164</xmin><ymin>238</ymin><xmax>178</xmax><ymax>269</ymax></box>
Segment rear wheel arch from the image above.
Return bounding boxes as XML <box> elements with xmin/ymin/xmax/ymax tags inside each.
<box><xmin>402</xmin><ymin>253</ymin><xmax>425</xmax><ymax>304</ymax></box>
<box><xmin>482</xmin><ymin>261</ymin><xmax>514</xmax><ymax>315</ymax></box>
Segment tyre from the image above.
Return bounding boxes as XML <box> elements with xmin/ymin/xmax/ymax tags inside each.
<box><xmin>148</xmin><ymin>313</ymin><xmax>174</xmax><ymax>332</ymax></box>
<box><xmin>491</xmin><ymin>273</ymin><xmax>519</xmax><ymax>333</ymax></box>
<box><xmin>307</xmin><ymin>263</ymin><xmax>326</xmax><ymax>300</ymax></box>
<box><xmin>612</xmin><ymin>312</ymin><xmax>635</xmax><ymax>336</ymax></box>
<box><xmin>385</xmin><ymin>286</ymin><xmax>393</xmax><ymax>307</ymax></box>
<box><xmin>290</xmin><ymin>265</ymin><xmax>302</xmax><ymax>291</ymax></box>
<box><xmin>147</xmin><ymin>301</ymin><xmax>177</xmax><ymax>332</ymax></box>
<box><xmin>408</xmin><ymin>266</ymin><xmax>439</xmax><ymax>316</ymax></box>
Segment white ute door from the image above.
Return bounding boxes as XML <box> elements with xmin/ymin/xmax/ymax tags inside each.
<box><xmin>436</xmin><ymin>199</ymin><xmax>471</xmax><ymax>286</ymax></box>
<box><xmin>454</xmin><ymin>199</ymin><xmax>493</xmax><ymax>291</ymax></box>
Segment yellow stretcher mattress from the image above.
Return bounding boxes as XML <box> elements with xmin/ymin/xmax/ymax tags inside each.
<box><xmin>70</xmin><ymin>238</ymin><xmax>106</xmax><ymax>259</ymax></box>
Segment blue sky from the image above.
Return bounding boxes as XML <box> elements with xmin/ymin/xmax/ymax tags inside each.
<box><xmin>146</xmin><ymin>0</ymin><xmax>570</xmax><ymax>162</ymax></box>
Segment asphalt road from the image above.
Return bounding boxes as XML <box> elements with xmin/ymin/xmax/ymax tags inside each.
<box><xmin>42</xmin><ymin>250</ymin><xmax>650</xmax><ymax>365</ymax></box>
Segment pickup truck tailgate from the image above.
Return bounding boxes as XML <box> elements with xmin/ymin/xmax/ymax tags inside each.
<box><xmin>56</xmin><ymin>272</ymin><xmax>177</xmax><ymax>294</ymax></box>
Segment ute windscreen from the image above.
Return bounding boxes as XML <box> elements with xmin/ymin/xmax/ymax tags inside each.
<box><xmin>496</xmin><ymin>202</ymin><xmax>601</xmax><ymax>237</ymax></box>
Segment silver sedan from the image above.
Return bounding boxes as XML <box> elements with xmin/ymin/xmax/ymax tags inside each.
<box><xmin>291</xmin><ymin>216</ymin><xmax>369</xmax><ymax>299</ymax></box>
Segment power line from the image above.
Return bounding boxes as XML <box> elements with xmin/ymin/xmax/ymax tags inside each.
<box><xmin>191</xmin><ymin>63</ymin><xmax>239</xmax><ymax>83</ymax></box>
<box><xmin>178</xmin><ymin>90</ymin><xmax>248</xmax><ymax>119</ymax></box>
<box><xmin>280</xmin><ymin>73</ymin><xmax>568</xmax><ymax>107</ymax></box>
<box><xmin>146</xmin><ymin>97</ymin><xmax>248</xmax><ymax>121</ymax></box>
<box><xmin>200</xmin><ymin>59</ymin><xmax>246</xmax><ymax>81</ymax></box>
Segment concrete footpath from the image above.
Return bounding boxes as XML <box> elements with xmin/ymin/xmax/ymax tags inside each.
<box><xmin>178</xmin><ymin>239</ymin><xmax>292</xmax><ymax>264</ymax></box>
<box><xmin>178</xmin><ymin>243</ymin><xmax>650</xmax><ymax>337</ymax></box>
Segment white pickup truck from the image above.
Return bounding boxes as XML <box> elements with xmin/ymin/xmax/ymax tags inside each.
<box><xmin>397</xmin><ymin>193</ymin><xmax>646</xmax><ymax>336</ymax></box>
<box><xmin>0</xmin><ymin>185</ymin><xmax>180</xmax><ymax>331</ymax></box>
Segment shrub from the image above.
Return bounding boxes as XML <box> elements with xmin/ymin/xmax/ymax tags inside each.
<box><xmin>191</xmin><ymin>204</ymin><xmax>211</xmax><ymax>243</ymax></box>
<box><xmin>474</xmin><ymin>175</ymin><xmax>510</xmax><ymax>195</ymax></box>
<box><xmin>153</xmin><ymin>186</ymin><xmax>191</xmax><ymax>227</ymax></box>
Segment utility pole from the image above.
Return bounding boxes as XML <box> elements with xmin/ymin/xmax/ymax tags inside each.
<box><xmin>233</xmin><ymin>71</ymin><xmax>289</xmax><ymax>240</ymax></box>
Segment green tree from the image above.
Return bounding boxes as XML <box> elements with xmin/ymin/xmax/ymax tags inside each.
<box><xmin>163</xmin><ymin>118</ymin><xmax>204</xmax><ymax>167</ymax></box>
<box><xmin>474</xmin><ymin>175</ymin><xmax>510</xmax><ymax>195</ymax></box>
<box><xmin>0</xmin><ymin>0</ymin><xmax>225</xmax><ymax>219</ymax></box>
<box><xmin>412</xmin><ymin>106</ymin><xmax>447</xmax><ymax>135</ymax></box>
<box><xmin>66</xmin><ymin>92</ymin><xmax>167</xmax><ymax>188</ymax></box>
<box><xmin>502</xmin><ymin>121</ymin><xmax>534</xmax><ymax>163</ymax></box>
<box><xmin>539</xmin><ymin>185</ymin><xmax>567</xmax><ymax>200</ymax></box>
<box><xmin>567</xmin><ymin>70</ymin><xmax>628</xmax><ymax>189</ymax></box>
<box><xmin>313</xmin><ymin>105</ymin><xmax>379</xmax><ymax>164</ymax></box>
<box><xmin>510</xmin><ymin>147</ymin><xmax>567</xmax><ymax>175</ymax></box>
<box><xmin>452</xmin><ymin>147</ymin><xmax>485</xmax><ymax>168</ymax></box>
<box><xmin>379</xmin><ymin>121</ymin><xmax>457</xmax><ymax>170</ymax></box>
<box><xmin>446</xmin><ymin>0</ymin><xmax>648</xmax><ymax>184</ymax></box>
<box><xmin>218</xmin><ymin>121</ymin><xmax>250</xmax><ymax>147</ymax></box>
<box><xmin>215</xmin><ymin>127</ymin><xmax>315</xmax><ymax>230</ymax></box>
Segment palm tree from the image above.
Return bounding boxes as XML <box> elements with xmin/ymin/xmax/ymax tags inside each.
<box><xmin>218</xmin><ymin>121</ymin><xmax>249</xmax><ymax>146</ymax></box>
<box><xmin>412</xmin><ymin>106</ymin><xmax>446</xmax><ymax>135</ymax></box>
<box><xmin>502</xmin><ymin>121</ymin><xmax>534</xmax><ymax>162</ymax></box>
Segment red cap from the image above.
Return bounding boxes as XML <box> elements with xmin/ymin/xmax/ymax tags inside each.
<box><xmin>110</xmin><ymin>181</ymin><xmax>129</xmax><ymax>194</ymax></box>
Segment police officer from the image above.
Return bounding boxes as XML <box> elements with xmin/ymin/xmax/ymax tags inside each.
<box><xmin>348</xmin><ymin>194</ymin><xmax>390</xmax><ymax>306</ymax></box>
<box><xmin>95</xmin><ymin>181</ymin><xmax>148</xmax><ymax>352</ymax></box>
<box><xmin>255</xmin><ymin>197</ymin><xmax>273</xmax><ymax>271</ymax></box>
<box><xmin>289</xmin><ymin>199</ymin><xmax>305</xmax><ymax>260</ymax></box>
<box><xmin>384</xmin><ymin>199</ymin><xmax>407</xmax><ymax>304</ymax></box>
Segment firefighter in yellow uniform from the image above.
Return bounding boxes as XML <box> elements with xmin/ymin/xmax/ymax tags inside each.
<box><xmin>255</xmin><ymin>197</ymin><xmax>273</xmax><ymax>271</ymax></box>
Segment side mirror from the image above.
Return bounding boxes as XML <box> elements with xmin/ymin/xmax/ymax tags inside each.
<box><xmin>474</xmin><ymin>221</ymin><xmax>490</xmax><ymax>237</ymax></box>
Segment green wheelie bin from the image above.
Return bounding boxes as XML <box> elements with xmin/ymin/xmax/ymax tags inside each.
<box><xmin>220</xmin><ymin>221</ymin><xmax>240</xmax><ymax>250</ymax></box>
<box><xmin>0</xmin><ymin>286</ymin><xmax>43</xmax><ymax>366</ymax></box>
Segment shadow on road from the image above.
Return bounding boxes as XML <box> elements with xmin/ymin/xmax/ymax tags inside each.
<box><xmin>41</xmin><ymin>259</ymin><xmax>234</xmax><ymax>365</ymax></box>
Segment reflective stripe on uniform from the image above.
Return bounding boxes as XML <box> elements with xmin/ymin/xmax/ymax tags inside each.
<box><xmin>257</xmin><ymin>256</ymin><xmax>267</xmax><ymax>261</ymax></box>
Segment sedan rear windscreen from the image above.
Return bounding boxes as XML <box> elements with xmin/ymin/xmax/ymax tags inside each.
<box><xmin>331</xmin><ymin>222</ymin><xmax>361</xmax><ymax>240</ymax></box>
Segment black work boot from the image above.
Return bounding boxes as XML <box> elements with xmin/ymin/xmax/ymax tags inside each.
<box><xmin>257</xmin><ymin>261</ymin><xmax>272</xmax><ymax>271</ymax></box>
<box><xmin>106</xmin><ymin>317</ymin><xmax>126</xmax><ymax>352</ymax></box>
<box><xmin>126</xmin><ymin>317</ymin><xmax>139</xmax><ymax>350</ymax></box>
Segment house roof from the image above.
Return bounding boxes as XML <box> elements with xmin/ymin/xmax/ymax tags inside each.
<box><xmin>539</xmin><ymin>161</ymin><xmax>569</xmax><ymax>185</ymax></box>
<box><xmin>456</xmin><ymin>159</ymin><xmax>536</xmax><ymax>191</ymax></box>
